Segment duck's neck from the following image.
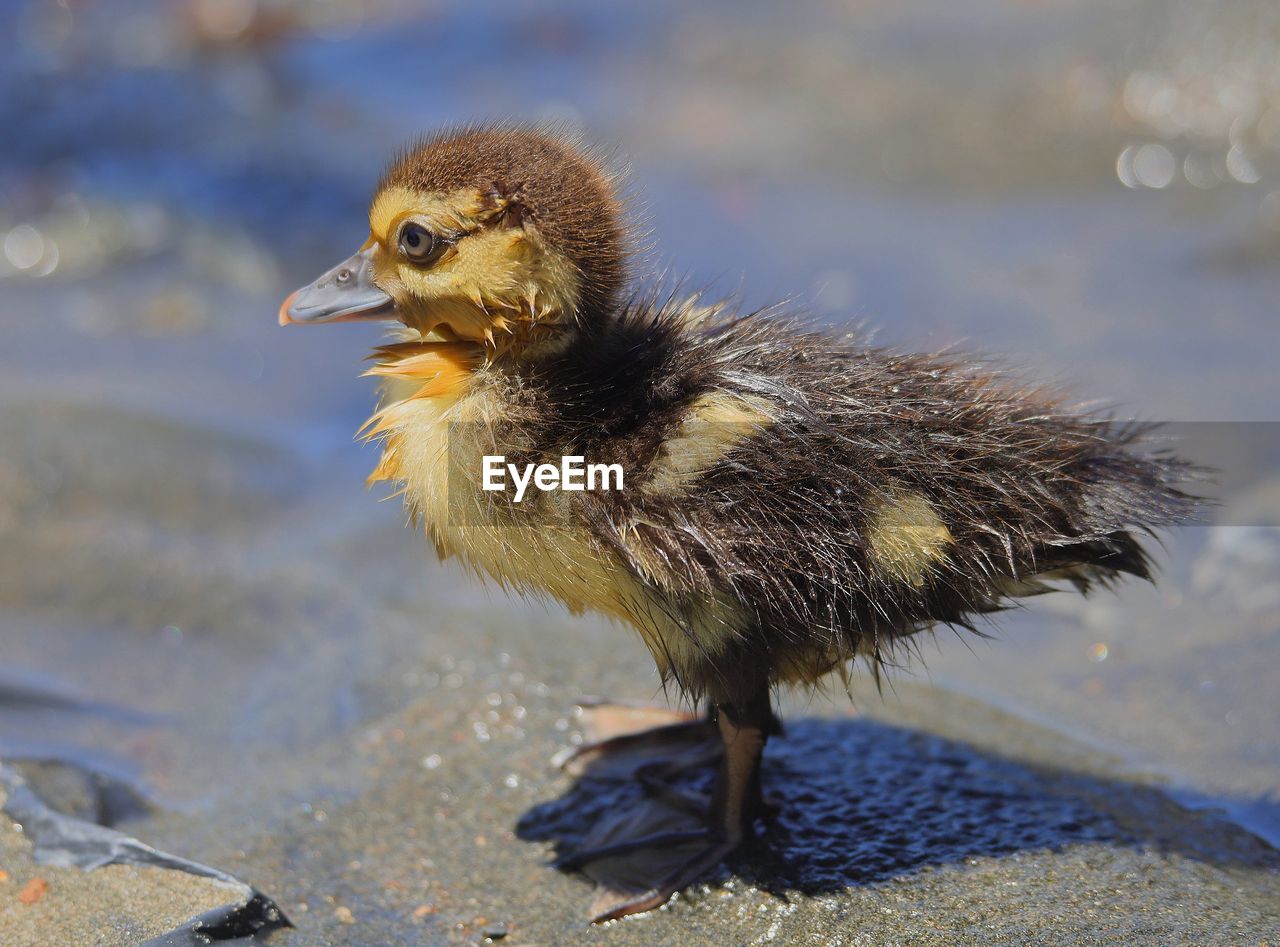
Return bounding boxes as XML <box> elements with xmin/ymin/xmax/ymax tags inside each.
<box><xmin>481</xmin><ymin>298</ymin><xmax>618</xmax><ymax>371</ymax></box>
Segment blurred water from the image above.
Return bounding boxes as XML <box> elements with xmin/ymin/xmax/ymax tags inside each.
<box><xmin>1</xmin><ymin>0</ymin><xmax>1277</xmax><ymax>900</ymax></box>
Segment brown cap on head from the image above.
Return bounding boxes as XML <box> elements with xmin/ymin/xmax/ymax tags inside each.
<box><xmin>379</xmin><ymin>125</ymin><xmax>628</xmax><ymax>321</ymax></box>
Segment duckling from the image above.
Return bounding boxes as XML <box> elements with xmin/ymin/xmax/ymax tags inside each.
<box><xmin>279</xmin><ymin>124</ymin><xmax>1198</xmax><ymax>922</ymax></box>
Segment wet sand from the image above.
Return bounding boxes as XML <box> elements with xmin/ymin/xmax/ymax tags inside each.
<box><xmin>135</xmin><ymin>679</ymin><xmax>1280</xmax><ymax>945</ymax></box>
<box><xmin>1</xmin><ymin>779</ymin><xmax>269</xmax><ymax>947</ymax></box>
<box><xmin>1</xmin><ymin>399</ymin><xmax>1275</xmax><ymax>943</ymax></box>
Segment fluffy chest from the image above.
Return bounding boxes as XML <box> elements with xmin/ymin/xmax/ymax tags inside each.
<box><xmin>365</xmin><ymin>350</ymin><xmax>769</xmax><ymax>691</ymax></box>
<box><xmin>372</xmin><ymin>369</ymin><xmax>653</xmax><ymax>624</ymax></box>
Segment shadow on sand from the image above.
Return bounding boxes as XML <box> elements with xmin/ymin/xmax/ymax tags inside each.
<box><xmin>516</xmin><ymin>715</ymin><xmax>1279</xmax><ymax>899</ymax></box>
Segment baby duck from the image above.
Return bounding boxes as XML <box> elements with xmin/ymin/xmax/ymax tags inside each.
<box><xmin>280</xmin><ymin>125</ymin><xmax>1196</xmax><ymax>921</ymax></box>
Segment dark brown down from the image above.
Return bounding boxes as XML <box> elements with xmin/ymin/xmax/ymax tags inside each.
<box><xmin>479</xmin><ymin>293</ymin><xmax>1199</xmax><ymax>706</ymax></box>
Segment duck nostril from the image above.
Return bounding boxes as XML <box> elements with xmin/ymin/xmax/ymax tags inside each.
<box><xmin>336</xmin><ymin>268</ymin><xmax>351</xmax><ymax>284</ymax></box>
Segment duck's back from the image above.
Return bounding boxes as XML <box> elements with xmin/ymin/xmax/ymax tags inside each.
<box><xmin>501</xmin><ymin>299</ymin><xmax>1199</xmax><ymax>702</ymax></box>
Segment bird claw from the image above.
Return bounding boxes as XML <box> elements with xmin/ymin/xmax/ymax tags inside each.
<box><xmin>587</xmin><ymin>837</ymin><xmax>741</xmax><ymax>923</ymax></box>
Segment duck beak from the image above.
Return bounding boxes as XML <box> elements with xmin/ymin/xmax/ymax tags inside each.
<box><xmin>278</xmin><ymin>245</ymin><xmax>395</xmax><ymax>326</ymax></box>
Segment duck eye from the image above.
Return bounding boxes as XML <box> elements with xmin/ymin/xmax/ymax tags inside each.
<box><xmin>398</xmin><ymin>222</ymin><xmax>440</xmax><ymax>264</ymax></box>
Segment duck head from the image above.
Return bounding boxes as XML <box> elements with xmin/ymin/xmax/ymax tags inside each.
<box><xmin>279</xmin><ymin>125</ymin><xmax>627</xmax><ymax>359</ymax></box>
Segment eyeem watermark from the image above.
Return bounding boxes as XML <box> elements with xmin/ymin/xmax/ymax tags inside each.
<box><xmin>482</xmin><ymin>455</ymin><xmax>624</xmax><ymax>503</ymax></box>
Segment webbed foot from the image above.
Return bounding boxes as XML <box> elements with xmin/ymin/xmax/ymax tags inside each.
<box><xmin>548</xmin><ymin>696</ymin><xmax>771</xmax><ymax>922</ymax></box>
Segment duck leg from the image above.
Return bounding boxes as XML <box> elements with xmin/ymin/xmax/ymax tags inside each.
<box><xmin>556</xmin><ymin>691</ymin><xmax>773</xmax><ymax>923</ymax></box>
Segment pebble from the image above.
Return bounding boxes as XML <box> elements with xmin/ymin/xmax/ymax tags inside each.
<box><xmin>18</xmin><ymin>877</ymin><xmax>49</xmax><ymax>905</ymax></box>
